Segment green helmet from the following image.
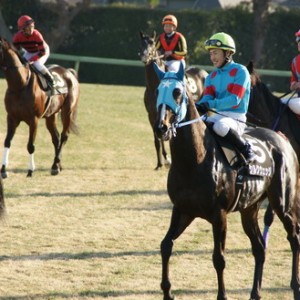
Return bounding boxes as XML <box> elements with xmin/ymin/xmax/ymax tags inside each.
<box><xmin>204</xmin><ymin>32</ymin><xmax>236</xmax><ymax>54</ymax></box>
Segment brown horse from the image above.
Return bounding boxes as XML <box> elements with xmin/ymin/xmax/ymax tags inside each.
<box><xmin>154</xmin><ymin>63</ymin><xmax>300</xmax><ymax>300</ymax></box>
<box><xmin>247</xmin><ymin>61</ymin><xmax>300</xmax><ymax>245</ymax></box>
<box><xmin>139</xmin><ymin>31</ymin><xmax>207</xmax><ymax>170</ymax></box>
<box><xmin>0</xmin><ymin>37</ymin><xmax>79</xmax><ymax>178</ymax></box>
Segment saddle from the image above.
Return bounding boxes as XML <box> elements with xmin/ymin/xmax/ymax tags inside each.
<box><xmin>213</xmin><ymin>128</ymin><xmax>274</xmax><ymax>211</ymax></box>
<box><xmin>29</xmin><ymin>64</ymin><xmax>68</xmax><ymax>96</ymax></box>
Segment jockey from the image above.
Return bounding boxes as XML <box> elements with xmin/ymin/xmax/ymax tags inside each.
<box><xmin>13</xmin><ymin>15</ymin><xmax>56</xmax><ymax>87</ymax></box>
<box><xmin>281</xmin><ymin>28</ymin><xmax>300</xmax><ymax>114</ymax></box>
<box><xmin>196</xmin><ymin>32</ymin><xmax>256</xmax><ymax>163</ymax></box>
<box><xmin>155</xmin><ymin>14</ymin><xmax>187</xmax><ymax>72</ymax></box>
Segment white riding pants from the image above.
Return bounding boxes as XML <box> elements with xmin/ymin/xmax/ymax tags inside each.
<box><xmin>281</xmin><ymin>96</ymin><xmax>300</xmax><ymax>114</ymax></box>
<box><xmin>165</xmin><ymin>60</ymin><xmax>186</xmax><ymax>72</ymax></box>
<box><xmin>203</xmin><ymin>111</ymin><xmax>247</xmax><ymax>137</ymax></box>
<box><xmin>23</xmin><ymin>43</ymin><xmax>50</xmax><ymax>74</ymax></box>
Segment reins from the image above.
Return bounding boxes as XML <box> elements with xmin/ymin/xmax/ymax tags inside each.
<box><xmin>271</xmin><ymin>90</ymin><xmax>297</xmax><ymax>130</ymax></box>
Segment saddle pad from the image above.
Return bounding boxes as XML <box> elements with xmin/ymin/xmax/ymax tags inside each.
<box><xmin>216</xmin><ymin>134</ymin><xmax>274</xmax><ymax>177</ymax></box>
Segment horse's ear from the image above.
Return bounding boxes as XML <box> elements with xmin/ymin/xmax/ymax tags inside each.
<box><xmin>153</xmin><ymin>30</ymin><xmax>156</xmax><ymax>40</ymax></box>
<box><xmin>139</xmin><ymin>31</ymin><xmax>144</xmax><ymax>39</ymax></box>
<box><xmin>176</xmin><ymin>61</ymin><xmax>185</xmax><ymax>81</ymax></box>
<box><xmin>153</xmin><ymin>62</ymin><xmax>165</xmax><ymax>80</ymax></box>
<box><xmin>246</xmin><ymin>60</ymin><xmax>254</xmax><ymax>74</ymax></box>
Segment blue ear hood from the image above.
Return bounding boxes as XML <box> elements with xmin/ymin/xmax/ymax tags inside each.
<box><xmin>153</xmin><ymin>63</ymin><xmax>165</xmax><ymax>80</ymax></box>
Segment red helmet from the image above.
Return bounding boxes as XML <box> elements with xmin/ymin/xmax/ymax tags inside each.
<box><xmin>162</xmin><ymin>15</ymin><xmax>178</xmax><ymax>28</ymax></box>
<box><xmin>17</xmin><ymin>15</ymin><xmax>34</xmax><ymax>30</ymax></box>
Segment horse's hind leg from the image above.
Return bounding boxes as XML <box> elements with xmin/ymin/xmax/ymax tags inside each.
<box><xmin>240</xmin><ymin>204</ymin><xmax>265</xmax><ymax>300</ymax></box>
<box><xmin>161</xmin><ymin>206</ymin><xmax>194</xmax><ymax>300</ymax></box>
<box><xmin>262</xmin><ymin>203</ymin><xmax>275</xmax><ymax>248</ymax></box>
<box><xmin>268</xmin><ymin>158</ymin><xmax>300</xmax><ymax>299</ymax></box>
<box><xmin>273</xmin><ymin>208</ymin><xmax>300</xmax><ymax>298</ymax></box>
<box><xmin>45</xmin><ymin>115</ymin><xmax>61</xmax><ymax>175</ymax></box>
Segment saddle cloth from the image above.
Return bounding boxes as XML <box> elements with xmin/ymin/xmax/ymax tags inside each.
<box><xmin>215</xmin><ymin>132</ymin><xmax>274</xmax><ymax>177</ymax></box>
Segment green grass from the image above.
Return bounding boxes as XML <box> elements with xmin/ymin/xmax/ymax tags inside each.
<box><xmin>0</xmin><ymin>80</ymin><xmax>295</xmax><ymax>300</ymax></box>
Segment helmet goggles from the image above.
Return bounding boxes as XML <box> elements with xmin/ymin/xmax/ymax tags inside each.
<box><xmin>205</xmin><ymin>39</ymin><xmax>235</xmax><ymax>50</ymax></box>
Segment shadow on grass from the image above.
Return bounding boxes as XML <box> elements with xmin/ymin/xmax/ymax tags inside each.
<box><xmin>0</xmin><ymin>286</ymin><xmax>292</xmax><ymax>299</ymax></box>
<box><xmin>6</xmin><ymin>189</ymin><xmax>168</xmax><ymax>199</ymax></box>
<box><xmin>0</xmin><ymin>247</ymin><xmax>254</xmax><ymax>262</ymax></box>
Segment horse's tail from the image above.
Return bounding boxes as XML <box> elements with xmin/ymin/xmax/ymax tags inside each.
<box><xmin>68</xmin><ymin>68</ymin><xmax>78</xmax><ymax>79</ymax></box>
<box><xmin>69</xmin><ymin>108</ymin><xmax>79</xmax><ymax>135</ymax></box>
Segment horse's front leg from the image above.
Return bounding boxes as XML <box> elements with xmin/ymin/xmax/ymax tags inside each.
<box><xmin>161</xmin><ymin>206</ymin><xmax>194</xmax><ymax>300</ymax></box>
<box><xmin>26</xmin><ymin>117</ymin><xmax>39</xmax><ymax>177</ymax></box>
<box><xmin>45</xmin><ymin>115</ymin><xmax>61</xmax><ymax>175</ymax></box>
<box><xmin>212</xmin><ymin>208</ymin><xmax>228</xmax><ymax>300</ymax></box>
<box><xmin>1</xmin><ymin>116</ymin><xmax>20</xmax><ymax>178</ymax></box>
<box><xmin>240</xmin><ymin>204</ymin><xmax>265</xmax><ymax>300</ymax></box>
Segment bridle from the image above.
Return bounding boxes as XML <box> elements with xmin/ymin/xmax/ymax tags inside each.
<box><xmin>140</xmin><ymin>37</ymin><xmax>164</xmax><ymax>65</ymax></box>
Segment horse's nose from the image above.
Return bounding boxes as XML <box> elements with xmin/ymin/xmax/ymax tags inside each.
<box><xmin>155</xmin><ymin>121</ymin><xmax>168</xmax><ymax>139</ymax></box>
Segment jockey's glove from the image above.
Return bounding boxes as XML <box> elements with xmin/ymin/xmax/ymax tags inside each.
<box><xmin>196</xmin><ymin>102</ymin><xmax>210</xmax><ymax>115</ymax></box>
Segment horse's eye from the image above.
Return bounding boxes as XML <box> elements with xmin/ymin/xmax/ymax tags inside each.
<box><xmin>173</xmin><ymin>88</ymin><xmax>182</xmax><ymax>99</ymax></box>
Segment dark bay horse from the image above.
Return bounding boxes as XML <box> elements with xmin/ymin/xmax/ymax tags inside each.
<box><xmin>247</xmin><ymin>61</ymin><xmax>300</xmax><ymax>245</ymax></box>
<box><xmin>0</xmin><ymin>37</ymin><xmax>79</xmax><ymax>177</ymax></box>
<box><xmin>154</xmin><ymin>63</ymin><xmax>300</xmax><ymax>300</ymax></box>
<box><xmin>139</xmin><ymin>31</ymin><xmax>207</xmax><ymax>170</ymax></box>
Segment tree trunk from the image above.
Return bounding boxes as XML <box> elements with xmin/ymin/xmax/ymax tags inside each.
<box><xmin>252</xmin><ymin>0</ymin><xmax>271</xmax><ymax>64</ymax></box>
<box><xmin>0</xmin><ymin>9</ymin><xmax>12</xmax><ymax>41</ymax></box>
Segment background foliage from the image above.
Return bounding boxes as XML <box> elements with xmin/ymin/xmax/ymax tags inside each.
<box><xmin>1</xmin><ymin>2</ymin><xmax>300</xmax><ymax>90</ymax></box>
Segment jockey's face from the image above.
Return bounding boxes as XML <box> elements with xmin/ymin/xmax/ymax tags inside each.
<box><xmin>209</xmin><ymin>48</ymin><xmax>233</xmax><ymax>68</ymax></box>
<box><xmin>163</xmin><ymin>24</ymin><xmax>176</xmax><ymax>34</ymax></box>
<box><xmin>209</xmin><ymin>48</ymin><xmax>226</xmax><ymax>68</ymax></box>
<box><xmin>22</xmin><ymin>23</ymin><xmax>34</xmax><ymax>37</ymax></box>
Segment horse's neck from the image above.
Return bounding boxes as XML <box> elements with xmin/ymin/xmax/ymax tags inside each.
<box><xmin>173</xmin><ymin>101</ymin><xmax>210</xmax><ymax>164</ymax></box>
<box><xmin>4</xmin><ymin>50</ymin><xmax>29</xmax><ymax>90</ymax></box>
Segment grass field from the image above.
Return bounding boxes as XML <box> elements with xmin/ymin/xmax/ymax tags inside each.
<box><xmin>0</xmin><ymin>80</ymin><xmax>296</xmax><ymax>300</ymax></box>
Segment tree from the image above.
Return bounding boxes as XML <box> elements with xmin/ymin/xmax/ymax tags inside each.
<box><xmin>252</xmin><ymin>0</ymin><xmax>271</xmax><ymax>64</ymax></box>
<box><xmin>45</xmin><ymin>0</ymin><xmax>91</xmax><ymax>51</ymax></box>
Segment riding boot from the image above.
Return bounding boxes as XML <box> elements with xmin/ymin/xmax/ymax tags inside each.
<box><xmin>224</xmin><ymin>129</ymin><xmax>256</xmax><ymax>163</ymax></box>
<box><xmin>43</xmin><ymin>71</ymin><xmax>55</xmax><ymax>87</ymax></box>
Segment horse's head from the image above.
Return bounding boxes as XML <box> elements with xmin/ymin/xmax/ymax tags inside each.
<box><xmin>0</xmin><ymin>37</ymin><xmax>26</xmax><ymax>70</ymax></box>
<box><xmin>246</xmin><ymin>61</ymin><xmax>261</xmax><ymax>87</ymax></box>
<box><xmin>154</xmin><ymin>62</ymin><xmax>188</xmax><ymax>141</ymax></box>
<box><xmin>139</xmin><ymin>31</ymin><xmax>162</xmax><ymax>66</ymax></box>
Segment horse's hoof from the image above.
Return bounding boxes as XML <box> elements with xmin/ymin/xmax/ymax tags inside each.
<box><xmin>27</xmin><ymin>170</ymin><xmax>33</xmax><ymax>177</ymax></box>
<box><xmin>1</xmin><ymin>172</ymin><xmax>7</xmax><ymax>179</ymax></box>
<box><xmin>51</xmin><ymin>168</ymin><xmax>60</xmax><ymax>176</ymax></box>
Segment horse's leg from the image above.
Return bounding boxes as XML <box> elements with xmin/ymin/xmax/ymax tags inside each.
<box><xmin>154</xmin><ymin>133</ymin><xmax>163</xmax><ymax>170</ymax></box>
<box><xmin>240</xmin><ymin>203</ymin><xmax>265</xmax><ymax>300</ymax></box>
<box><xmin>262</xmin><ymin>203</ymin><xmax>275</xmax><ymax>248</ymax></box>
<box><xmin>268</xmin><ymin>161</ymin><xmax>300</xmax><ymax>299</ymax></box>
<box><xmin>211</xmin><ymin>208</ymin><xmax>228</xmax><ymax>300</ymax></box>
<box><xmin>271</xmin><ymin>202</ymin><xmax>300</xmax><ymax>298</ymax></box>
<box><xmin>45</xmin><ymin>115</ymin><xmax>61</xmax><ymax>175</ymax></box>
<box><xmin>161</xmin><ymin>140</ymin><xmax>171</xmax><ymax>167</ymax></box>
<box><xmin>1</xmin><ymin>116</ymin><xmax>20</xmax><ymax>178</ymax></box>
<box><xmin>26</xmin><ymin>117</ymin><xmax>39</xmax><ymax>177</ymax></box>
<box><xmin>161</xmin><ymin>206</ymin><xmax>194</xmax><ymax>300</ymax></box>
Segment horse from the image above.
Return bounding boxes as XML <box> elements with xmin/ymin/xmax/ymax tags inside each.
<box><xmin>153</xmin><ymin>62</ymin><xmax>300</xmax><ymax>300</ymax></box>
<box><xmin>139</xmin><ymin>31</ymin><xmax>208</xmax><ymax>170</ymax></box>
<box><xmin>0</xmin><ymin>37</ymin><xmax>80</xmax><ymax>178</ymax></box>
<box><xmin>247</xmin><ymin>61</ymin><xmax>300</xmax><ymax>245</ymax></box>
